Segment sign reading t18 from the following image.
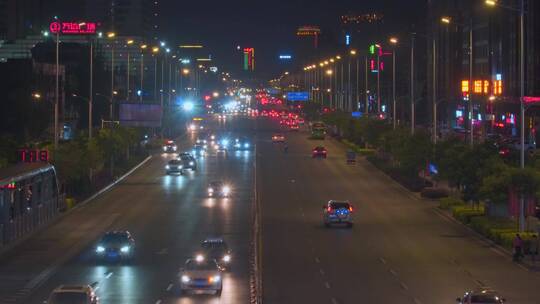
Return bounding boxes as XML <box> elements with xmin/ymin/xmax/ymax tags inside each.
<box><xmin>49</xmin><ymin>22</ymin><xmax>98</xmax><ymax>35</ymax></box>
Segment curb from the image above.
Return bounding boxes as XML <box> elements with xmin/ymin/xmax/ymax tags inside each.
<box><xmin>0</xmin><ymin>155</ymin><xmax>153</xmax><ymax>257</ymax></box>
<box><xmin>250</xmin><ymin>130</ymin><xmax>263</xmax><ymax>304</ymax></box>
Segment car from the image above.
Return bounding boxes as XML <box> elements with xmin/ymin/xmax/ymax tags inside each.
<box><xmin>289</xmin><ymin>124</ymin><xmax>299</xmax><ymax>131</ymax></box>
<box><xmin>457</xmin><ymin>288</ymin><xmax>506</xmax><ymax>303</ymax></box>
<box><xmin>322</xmin><ymin>200</ymin><xmax>354</xmax><ymax>228</ymax></box>
<box><xmin>195</xmin><ymin>238</ymin><xmax>232</xmax><ymax>269</ymax></box>
<box><xmin>312</xmin><ymin>146</ymin><xmax>327</xmax><ymax>158</ymax></box>
<box><xmin>192</xmin><ymin>144</ymin><xmax>207</xmax><ymax>156</ymax></box>
<box><xmin>95</xmin><ymin>231</ymin><xmax>135</xmax><ymax>261</ymax></box>
<box><xmin>166</xmin><ymin>159</ymin><xmax>184</xmax><ymax>175</ymax></box>
<box><xmin>196</xmin><ymin>135</ymin><xmax>208</xmax><ymax>145</ymax></box>
<box><xmin>297</xmin><ymin>117</ymin><xmax>305</xmax><ymax>125</ymax></box>
<box><xmin>272</xmin><ymin>133</ymin><xmax>285</xmax><ymax>143</ymax></box>
<box><xmin>163</xmin><ymin>140</ymin><xmax>177</xmax><ymax>153</ymax></box>
<box><xmin>233</xmin><ymin>137</ymin><xmax>251</xmax><ymax>150</ymax></box>
<box><xmin>207</xmin><ymin>181</ymin><xmax>231</xmax><ymax>197</ymax></box>
<box><xmin>179</xmin><ymin>259</ymin><xmax>223</xmax><ymax>296</ymax></box>
<box><xmin>46</xmin><ymin>285</ymin><xmax>99</xmax><ymax>304</ymax></box>
<box><xmin>179</xmin><ymin>155</ymin><xmax>197</xmax><ymax>171</ymax></box>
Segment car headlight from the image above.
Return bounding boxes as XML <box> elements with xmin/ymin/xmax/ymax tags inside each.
<box><xmin>96</xmin><ymin>246</ymin><xmax>105</xmax><ymax>253</ymax></box>
<box><xmin>120</xmin><ymin>246</ymin><xmax>130</xmax><ymax>253</ymax></box>
<box><xmin>234</xmin><ymin>143</ymin><xmax>240</xmax><ymax>148</ymax></box>
<box><xmin>244</xmin><ymin>143</ymin><xmax>250</xmax><ymax>148</ymax></box>
<box><xmin>221</xmin><ymin>139</ymin><xmax>229</xmax><ymax>146</ymax></box>
<box><xmin>189</xmin><ymin>161</ymin><xmax>194</xmax><ymax>166</ymax></box>
<box><xmin>173</xmin><ymin>146</ymin><xmax>177</xmax><ymax>151</ymax></box>
<box><xmin>195</xmin><ymin>254</ymin><xmax>205</xmax><ymax>262</ymax></box>
<box><xmin>223</xmin><ymin>254</ymin><xmax>231</xmax><ymax>263</ymax></box>
<box><xmin>208</xmin><ymin>188</ymin><xmax>214</xmax><ymax>192</ymax></box>
<box><xmin>181</xmin><ymin>275</ymin><xmax>190</xmax><ymax>283</ymax></box>
<box><xmin>165</xmin><ymin>165</ymin><xmax>170</xmax><ymax>169</ymax></box>
<box><xmin>222</xmin><ymin>186</ymin><xmax>230</xmax><ymax>194</ymax></box>
<box><xmin>163</xmin><ymin>147</ymin><xmax>167</xmax><ymax>151</ymax></box>
<box><xmin>210</xmin><ymin>275</ymin><xmax>221</xmax><ymax>283</ymax></box>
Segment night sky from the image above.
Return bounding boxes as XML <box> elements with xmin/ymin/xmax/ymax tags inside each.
<box><xmin>161</xmin><ymin>0</ymin><xmax>427</xmax><ymax>80</ymax></box>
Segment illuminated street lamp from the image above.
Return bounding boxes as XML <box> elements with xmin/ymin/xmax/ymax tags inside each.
<box><xmin>32</xmin><ymin>92</ymin><xmax>42</xmax><ymax>99</ymax></box>
<box><xmin>486</xmin><ymin>0</ymin><xmax>527</xmax><ymax>231</ymax></box>
<box><xmin>106</xmin><ymin>32</ymin><xmax>116</xmax><ymax>119</ymax></box>
<box><xmin>139</xmin><ymin>44</ymin><xmax>148</xmax><ymax>103</ymax></box>
<box><xmin>389</xmin><ymin>37</ymin><xmax>398</xmax><ymax>129</ymax></box>
<box><xmin>325</xmin><ymin>69</ymin><xmax>333</xmax><ymax>76</ymax></box>
<box><xmin>126</xmin><ymin>39</ymin><xmax>135</xmax><ymax>100</ymax></box>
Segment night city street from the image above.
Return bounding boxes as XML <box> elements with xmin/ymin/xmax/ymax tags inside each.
<box><xmin>1</xmin><ymin>1</ymin><xmax>540</xmax><ymax>304</ymax></box>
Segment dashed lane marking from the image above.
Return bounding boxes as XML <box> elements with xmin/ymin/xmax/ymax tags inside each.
<box><xmin>389</xmin><ymin>269</ymin><xmax>398</xmax><ymax>277</ymax></box>
<box><xmin>155</xmin><ymin>300</ymin><xmax>162</xmax><ymax>304</ymax></box>
<box><xmin>331</xmin><ymin>297</ymin><xmax>339</xmax><ymax>304</ymax></box>
<box><xmin>319</xmin><ymin>269</ymin><xmax>325</xmax><ymax>275</ymax></box>
<box><xmin>414</xmin><ymin>298</ymin><xmax>423</xmax><ymax>304</ymax></box>
<box><xmin>166</xmin><ymin>283</ymin><xmax>173</xmax><ymax>291</ymax></box>
<box><xmin>324</xmin><ymin>282</ymin><xmax>331</xmax><ymax>289</ymax></box>
<box><xmin>315</xmin><ymin>257</ymin><xmax>320</xmax><ymax>263</ymax></box>
<box><xmin>105</xmin><ymin>272</ymin><xmax>113</xmax><ymax>279</ymax></box>
<box><xmin>379</xmin><ymin>257</ymin><xmax>387</xmax><ymax>264</ymax></box>
<box><xmin>400</xmin><ymin>282</ymin><xmax>409</xmax><ymax>291</ymax></box>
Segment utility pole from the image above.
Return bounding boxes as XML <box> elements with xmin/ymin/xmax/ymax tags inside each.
<box><xmin>411</xmin><ymin>33</ymin><xmax>415</xmax><ymax>135</ymax></box>
<box><xmin>54</xmin><ymin>29</ymin><xmax>60</xmax><ymax>149</ymax></box>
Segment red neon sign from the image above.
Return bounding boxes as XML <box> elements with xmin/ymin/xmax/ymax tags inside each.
<box><xmin>524</xmin><ymin>96</ymin><xmax>540</xmax><ymax>104</ymax></box>
<box><xmin>18</xmin><ymin>149</ymin><xmax>49</xmax><ymax>163</ymax></box>
<box><xmin>49</xmin><ymin>22</ymin><xmax>98</xmax><ymax>35</ymax></box>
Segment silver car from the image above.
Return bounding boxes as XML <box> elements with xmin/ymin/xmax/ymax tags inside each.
<box><xmin>457</xmin><ymin>289</ymin><xmax>506</xmax><ymax>303</ymax></box>
<box><xmin>46</xmin><ymin>285</ymin><xmax>99</xmax><ymax>304</ymax></box>
<box><xmin>322</xmin><ymin>200</ymin><xmax>354</xmax><ymax>228</ymax></box>
<box><xmin>179</xmin><ymin>259</ymin><xmax>223</xmax><ymax>296</ymax></box>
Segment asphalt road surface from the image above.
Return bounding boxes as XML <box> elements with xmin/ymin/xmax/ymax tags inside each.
<box><xmin>0</xmin><ymin>116</ymin><xmax>255</xmax><ymax>304</ymax></box>
<box><xmin>3</xmin><ymin>115</ymin><xmax>540</xmax><ymax>304</ymax></box>
<box><xmin>258</xmin><ymin>118</ymin><xmax>540</xmax><ymax>304</ymax></box>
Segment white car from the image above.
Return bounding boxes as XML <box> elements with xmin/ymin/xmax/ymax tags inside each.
<box><xmin>179</xmin><ymin>259</ymin><xmax>223</xmax><ymax>296</ymax></box>
<box><xmin>46</xmin><ymin>285</ymin><xmax>99</xmax><ymax>304</ymax></box>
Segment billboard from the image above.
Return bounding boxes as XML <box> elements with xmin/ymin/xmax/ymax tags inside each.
<box><xmin>49</xmin><ymin>22</ymin><xmax>98</xmax><ymax>35</ymax></box>
<box><xmin>286</xmin><ymin>92</ymin><xmax>309</xmax><ymax>101</ymax></box>
<box><xmin>119</xmin><ymin>103</ymin><xmax>162</xmax><ymax>127</ymax></box>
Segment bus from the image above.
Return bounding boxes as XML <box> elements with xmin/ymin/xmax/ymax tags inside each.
<box><xmin>310</xmin><ymin>121</ymin><xmax>326</xmax><ymax>139</ymax></box>
<box><xmin>187</xmin><ymin>117</ymin><xmax>206</xmax><ymax>132</ymax></box>
<box><xmin>0</xmin><ymin>163</ymin><xmax>63</xmax><ymax>246</ymax></box>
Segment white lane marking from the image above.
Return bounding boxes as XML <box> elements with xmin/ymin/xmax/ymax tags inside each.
<box><xmin>94</xmin><ymin>286</ymin><xmax>100</xmax><ymax>291</ymax></box>
<box><xmin>389</xmin><ymin>269</ymin><xmax>398</xmax><ymax>277</ymax></box>
<box><xmin>331</xmin><ymin>297</ymin><xmax>339</xmax><ymax>304</ymax></box>
<box><xmin>315</xmin><ymin>257</ymin><xmax>320</xmax><ymax>263</ymax></box>
<box><xmin>379</xmin><ymin>257</ymin><xmax>387</xmax><ymax>264</ymax></box>
<box><xmin>155</xmin><ymin>300</ymin><xmax>162</xmax><ymax>304</ymax></box>
<box><xmin>105</xmin><ymin>272</ymin><xmax>113</xmax><ymax>279</ymax></box>
<box><xmin>166</xmin><ymin>283</ymin><xmax>173</xmax><ymax>291</ymax></box>
<box><xmin>319</xmin><ymin>268</ymin><xmax>325</xmax><ymax>275</ymax></box>
<box><xmin>324</xmin><ymin>281</ymin><xmax>331</xmax><ymax>289</ymax></box>
<box><xmin>157</xmin><ymin>248</ymin><xmax>169</xmax><ymax>255</ymax></box>
<box><xmin>399</xmin><ymin>282</ymin><xmax>409</xmax><ymax>290</ymax></box>
<box><xmin>414</xmin><ymin>298</ymin><xmax>422</xmax><ymax>304</ymax></box>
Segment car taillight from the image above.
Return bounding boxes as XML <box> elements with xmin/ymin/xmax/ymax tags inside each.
<box><xmin>327</xmin><ymin>207</ymin><xmax>334</xmax><ymax>213</ymax></box>
<box><xmin>349</xmin><ymin>206</ymin><xmax>353</xmax><ymax>212</ymax></box>
<box><xmin>323</xmin><ymin>151</ymin><xmax>327</xmax><ymax>153</ymax></box>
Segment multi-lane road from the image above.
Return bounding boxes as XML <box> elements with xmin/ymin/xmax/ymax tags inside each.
<box><xmin>1</xmin><ymin>115</ymin><xmax>540</xmax><ymax>303</ymax></box>
<box><xmin>0</xmin><ymin>117</ymin><xmax>256</xmax><ymax>304</ymax></box>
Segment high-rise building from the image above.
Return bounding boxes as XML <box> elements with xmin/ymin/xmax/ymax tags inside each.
<box><xmin>86</xmin><ymin>0</ymin><xmax>160</xmax><ymax>41</ymax></box>
<box><xmin>428</xmin><ymin>0</ymin><xmax>540</xmax><ymax>134</ymax></box>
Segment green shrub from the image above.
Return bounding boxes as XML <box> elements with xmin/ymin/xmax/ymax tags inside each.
<box><xmin>469</xmin><ymin>216</ymin><xmax>515</xmax><ymax>237</ymax></box>
<box><xmin>452</xmin><ymin>205</ymin><xmax>485</xmax><ymax>223</ymax></box>
<box><xmin>439</xmin><ymin>197</ymin><xmax>465</xmax><ymax>210</ymax></box>
<box><xmin>499</xmin><ymin>232</ymin><xmax>538</xmax><ymax>249</ymax></box>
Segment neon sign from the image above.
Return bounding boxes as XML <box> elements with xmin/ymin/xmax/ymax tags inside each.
<box><xmin>461</xmin><ymin>79</ymin><xmax>503</xmax><ymax>96</ymax></box>
<box><xmin>18</xmin><ymin>149</ymin><xmax>49</xmax><ymax>163</ymax></box>
<box><xmin>49</xmin><ymin>22</ymin><xmax>98</xmax><ymax>35</ymax></box>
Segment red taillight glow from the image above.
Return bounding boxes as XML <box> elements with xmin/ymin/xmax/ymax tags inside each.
<box><xmin>349</xmin><ymin>206</ymin><xmax>353</xmax><ymax>212</ymax></box>
<box><xmin>327</xmin><ymin>207</ymin><xmax>333</xmax><ymax>213</ymax></box>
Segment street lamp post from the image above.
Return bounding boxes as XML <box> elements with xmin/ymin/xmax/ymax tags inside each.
<box><xmin>89</xmin><ymin>40</ymin><xmax>93</xmax><ymax>139</ymax></box>
<box><xmin>126</xmin><ymin>39</ymin><xmax>134</xmax><ymax>101</ymax></box>
<box><xmin>486</xmin><ymin>0</ymin><xmax>526</xmax><ymax>231</ymax></box>
<box><xmin>365</xmin><ymin>56</ymin><xmax>369</xmax><ymax>115</ymax></box>
<box><xmin>389</xmin><ymin>38</ymin><xmax>398</xmax><ymax>129</ymax></box>
<box><xmin>54</xmin><ymin>26</ymin><xmax>60</xmax><ymax>149</ymax></box>
<box><xmin>107</xmin><ymin>32</ymin><xmax>116</xmax><ymax>120</ymax></box>
<box><xmin>433</xmin><ymin>38</ymin><xmax>437</xmax><ymax>143</ymax></box>
<box><xmin>140</xmin><ymin>44</ymin><xmax>147</xmax><ymax>103</ymax></box>
<box><xmin>411</xmin><ymin>33</ymin><xmax>416</xmax><ymax>135</ymax></box>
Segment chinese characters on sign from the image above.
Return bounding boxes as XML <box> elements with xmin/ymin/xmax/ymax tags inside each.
<box><xmin>461</xmin><ymin>79</ymin><xmax>503</xmax><ymax>96</ymax></box>
<box><xmin>49</xmin><ymin>22</ymin><xmax>98</xmax><ymax>35</ymax></box>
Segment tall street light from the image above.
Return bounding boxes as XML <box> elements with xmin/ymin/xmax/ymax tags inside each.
<box><xmin>54</xmin><ymin>19</ymin><xmax>60</xmax><ymax>149</ymax></box>
<box><xmin>152</xmin><ymin>46</ymin><xmax>159</xmax><ymax>101</ymax></box>
<box><xmin>126</xmin><ymin>39</ymin><xmax>134</xmax><ymax>101</ymax></box>
<box><xmin>140</xmin><ymin>44</ymin><xmax>147</xmax><ymax>103</ymax></box>
<box><xmin>347</xmin><ymin>50</ymin><xmax>355</xmax><ymax>112</ymax></box>
<box><xmin>107</xmin><ymin>32</ymin><xmax>116</xmax><ymax>120</ymax></box>
<box><xmin>389</xmin><ymin>37</ymin><xmax>398</xmax><ymax>129</ymax></box>
<box><xmin>326</xmin><ymin>68</ymin><xmax>333</xmax><ymax>107</ymax></box>
<box><xmin>441</xmin><ymin>16</ymin><xmax>474</xmax><ymax>146</ymax></box>
<box><xmin>411</xmin><ymin>33</ymin><xmax>416</xmax><ymax>135</ymax></box>
<box><xmin>486</xmin><ymin>0</ymin><xmax>527</xmax><ymax>231</ymax></box>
